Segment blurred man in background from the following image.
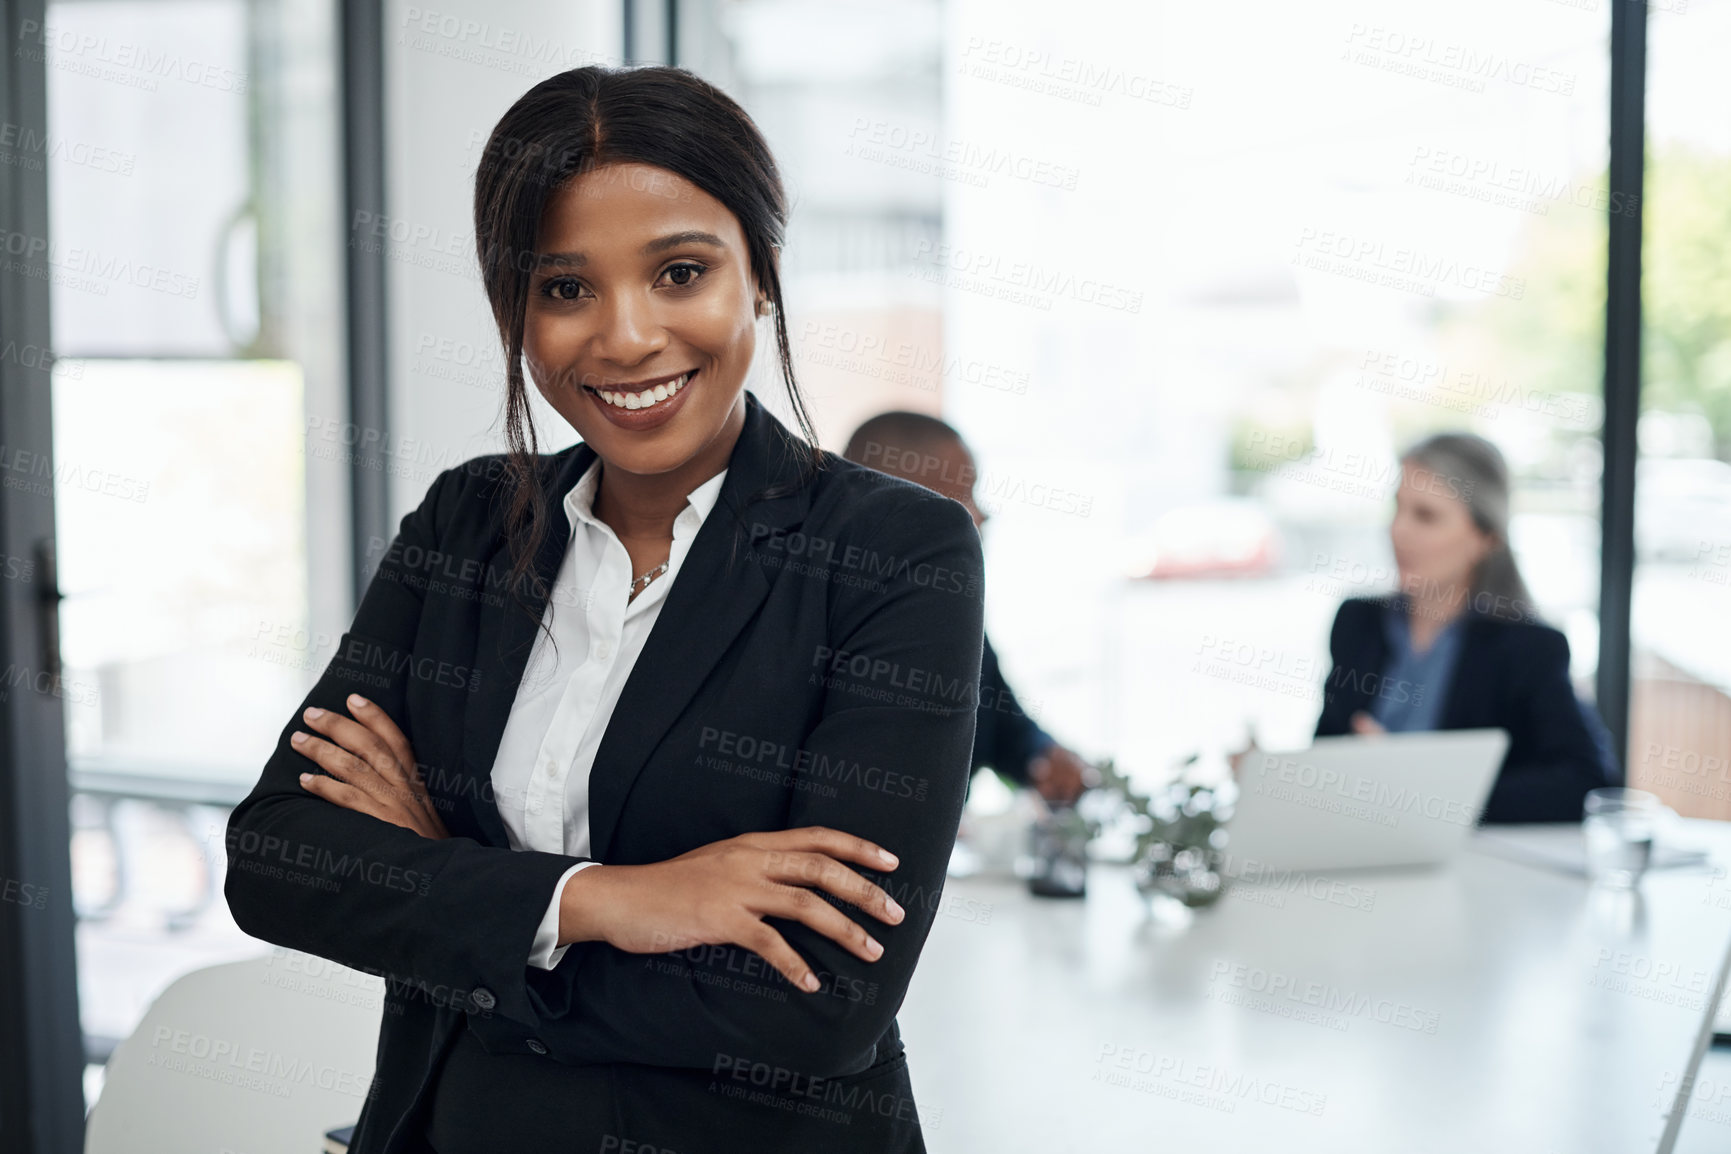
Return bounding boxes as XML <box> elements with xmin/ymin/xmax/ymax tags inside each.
<box><xmin>843</xmin><ymin>411</ymin><xmax>1092</xmax><ymax>804</ymax></box>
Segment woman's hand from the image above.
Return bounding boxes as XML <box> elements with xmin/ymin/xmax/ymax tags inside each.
<box><xmin>291</xmin><ymin>693</ymin><xmax>451</xmax><ymax>840</ymax></box>
<box><xmin>556</xmin><ymin>826</ymin><xmax>906</xmax><ymax>993</ymax></box>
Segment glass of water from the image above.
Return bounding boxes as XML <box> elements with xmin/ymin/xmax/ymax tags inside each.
<box><xmin>1583</xmin><ymin>788</ymin><xmax>1662</xmax><ymax>888</ymax></box>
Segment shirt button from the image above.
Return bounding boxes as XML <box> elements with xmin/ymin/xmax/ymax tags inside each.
<box><xmin>594</xmin><ymin>641</ymin><xmax>612</xmax><ymax>660</ymax></box>
<box><xmin>543</xmin><ymin>759</ymin><xmax>557</xmax><ymax>778</ymax></box>
<box><xmin>471</xmin><ymin>987</ymin><xmax>496</xmax><ymax>1012</ymax></box>
<box><xmin>526</xmin><ymin>1039</ymin><xmax>548</xmax><ymax>1055</ymax></box>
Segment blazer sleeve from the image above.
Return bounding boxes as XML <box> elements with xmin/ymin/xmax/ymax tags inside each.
<box><xmin>973</xmin><ymin>635</ymin><xmax>1055</xmax><ymax>785</ymax></box>
<box><xmin>222</xmin><ymin>463</ymin><xmax>592</xmax><ymax>1026</ymax></box>
<box><xmin>520</xmin><ymin>491</ymin><xmax>986</xmax><ymax>1077</ymax></box>
<box><xmin>1314</xmin><ymin>600</ymin><xmax>1363</xmax><ymax>738</ymax></box>
<box><xmin>1479</xmin><ymin>626</ymin><xmax>1618</xmax><ymax>823</ymax></box>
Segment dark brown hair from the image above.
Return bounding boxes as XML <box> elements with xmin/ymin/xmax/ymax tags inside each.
<box><xmin>472</xmin><ymin>65</ymin><xmax>826</xmax><ymax>650</ymax></box>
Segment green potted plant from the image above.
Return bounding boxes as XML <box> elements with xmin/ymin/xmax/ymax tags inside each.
<box><xmin>1095</xmin><ymin>755</ymin><xmax>1233</xmax><ymax>909</ymax></box>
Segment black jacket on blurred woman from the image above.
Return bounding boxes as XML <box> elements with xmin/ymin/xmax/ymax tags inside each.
<box><xmin>1315</xmin><ymin>595</ymin><xmax>1620</xmax><ymax>823</ymax></box>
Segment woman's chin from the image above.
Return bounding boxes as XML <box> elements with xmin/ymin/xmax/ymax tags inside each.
<box><xmin>584</xmin><ymin>438</ymin><xmax>686</xmax><ymax>475</ymax></box>
<box><xmin>585</xmin><ymin>421</ymin><xmax>724</xmax><ymax>476</ymax></box>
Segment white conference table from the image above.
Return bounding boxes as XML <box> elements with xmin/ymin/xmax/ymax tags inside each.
<box><xmin>898</xmin><ymin>820</ymin><xmax>1731</xmax><ymax>1154</ymax></box>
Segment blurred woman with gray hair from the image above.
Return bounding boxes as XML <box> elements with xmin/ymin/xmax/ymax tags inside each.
<box><xmin>1314</xmin><ymin>432</ymin><xmax>1619</xmax><ymax>823</ymax></box>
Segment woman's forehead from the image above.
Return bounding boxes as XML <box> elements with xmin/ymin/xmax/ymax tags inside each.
<box><xmin>568</xmin><ymin>160</ymin><xmax>700</xmax><ymax>201</ymax></box>
<box><xmin>537</xmin><ymin>164</ymin><xmax>741</xmax><ymax>251</ymax></box>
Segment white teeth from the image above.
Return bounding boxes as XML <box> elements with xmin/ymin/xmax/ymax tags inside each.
<box><xmin>596</xmin><ymin>372</ymin><xmax>691</xmax><ymax>409</ymax></box>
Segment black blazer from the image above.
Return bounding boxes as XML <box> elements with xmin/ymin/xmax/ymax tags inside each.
<box><xmin>1314</xmin><ymin>596</ymin><xmax>1619</xmax><ymax>823</ymax></box>
<box><xmin>971</xmin><ymin>633</ymin><xmax>1054</xmax><ymax>786</ymax></box>
<box><xmin>223</xmin><ymin>390</ymin><xmax>985</xmax><ymax>1153</ymax></box>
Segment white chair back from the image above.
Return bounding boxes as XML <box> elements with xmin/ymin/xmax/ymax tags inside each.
<box><xmin>86</xmin><ymin>951</ymin><xmax>382</xmax><ymax>1154</ymax></box>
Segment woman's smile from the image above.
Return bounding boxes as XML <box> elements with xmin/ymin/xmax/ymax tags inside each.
<box><xmin>581</xmin><ymin>366</ymin><xmax>700</xmax><ymax>432</ymax></box>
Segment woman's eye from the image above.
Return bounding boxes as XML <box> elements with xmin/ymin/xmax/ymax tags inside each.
<box><xmin>661</xmin><ymin>262</ymin><xmax>707</xmax><ymax>288</ymax></box>
<box><xmin>542</xmin><ymin>277</ymin><xmax>584</xmax><ymax>301</ymax></box>
<box><xmin>539</xmin><ymin>265</ymin><xmax>704</xmax><ymax>301</ymax></box>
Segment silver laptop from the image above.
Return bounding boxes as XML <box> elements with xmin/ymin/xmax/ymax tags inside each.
<box><xmin>1227</xmin><ymin>729</ymin><xmax>1510</xmax><ymax>873</ymax></box>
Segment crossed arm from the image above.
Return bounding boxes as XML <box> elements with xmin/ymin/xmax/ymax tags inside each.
<box><xmin>224</xmin><ymin>466</ymin><xmax>985</xmax><ymax>1077</ymax></box>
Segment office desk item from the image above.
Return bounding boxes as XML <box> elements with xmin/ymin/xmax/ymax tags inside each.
<box><xmin>1025</xmin><ymin>801</ymin><xmax>1092</xmax><ymax>898</ymax></box>
<box><xmin>1230</xmin><ymin>729</ymin><xmax>1509</xmax><ymax>872</ymax></box>
<box><xmin>1584</xmin><ymin>787</ymin><xmax>1667</xmax><ymax>887</ymax></box>
<box><xmin>899</xmin><ymin>820</ymin><xmax>1731</xmax><ymax>1153</ymax></box>
<box><xmin>1089</xmin><ymin>757</ymin><xmax>1232</xmax><ymax>909</ymax></box>
<box><xmin>1471</xmin><ymin>823</ymin><xmax>1712</xmax><ymax>878</ymax></box>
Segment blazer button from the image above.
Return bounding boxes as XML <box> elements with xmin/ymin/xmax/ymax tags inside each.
<box><xmin>471</xmin><ymin>987</ymin><xmax>496</xmax><ymax>1012</ymax></box>
<box><xmin>526</xmin><ymin>1039</ymin><xmax>548</xmax><ymax>1055</ymax></box>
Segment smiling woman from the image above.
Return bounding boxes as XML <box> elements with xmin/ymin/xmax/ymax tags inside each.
<box><xmin>221</xmin><ymin>65</ymin><xmax>985</xmax><ymax>1154</ymax></box>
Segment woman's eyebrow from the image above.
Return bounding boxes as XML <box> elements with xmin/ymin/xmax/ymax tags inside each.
<box><xmin>535</xmin><ymin>230</ymin><xmax>728</xmax><ymax>269</ymax></box>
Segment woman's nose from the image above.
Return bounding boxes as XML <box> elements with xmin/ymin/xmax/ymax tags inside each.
<box><xmin>593</xmin><ymin>290</ymin><xmax>667</xmax><ymax>367</ymax></box>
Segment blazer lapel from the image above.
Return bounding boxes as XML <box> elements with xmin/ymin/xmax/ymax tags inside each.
<box><xmin>452</xmin><ymin>390</ymin><xmax>815</xmax><ymax>859</ymax></box>
<box><xmin>1438</xmin><ymin>612</ymin><xmax>1491</xmax><ymax>730</ymax></box>
<box><xmin>1334</xmin><ymin>597</ymin><xmax>1392</xmax><ymax>723</ymax></box>
<box><xmin>457</xmin><ymin>441</ymin><xmax>595</xmax><ymax>848</ymax></box>
<box><xmin>586</xmin><ymin>391</ymin><xmax>812</xmax><ymax>861</ymax></box>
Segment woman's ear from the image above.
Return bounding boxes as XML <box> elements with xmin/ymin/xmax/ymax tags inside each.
<box><xmin>759</xmin><ymin>243</ymin><xmax>782</xmax><ymax>310</ymax></box>
<box><xmin>1473</xmin><ymin>529</ymin><xmax>1499</xmax><ymax>569</ymax></box>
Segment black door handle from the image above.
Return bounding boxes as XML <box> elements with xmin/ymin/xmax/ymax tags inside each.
<box><xmin>33</xmin><ymin>536</ymin><xmax>63</xmax><ymax>692</ymax></box>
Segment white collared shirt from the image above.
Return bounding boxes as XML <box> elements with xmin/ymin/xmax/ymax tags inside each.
<box><xmin>489</xmin><ymin>455</ymin><xmax>729</xmax><ymax>969</ymax></box>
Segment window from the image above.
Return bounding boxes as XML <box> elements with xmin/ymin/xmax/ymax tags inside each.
<box><xmin>42</xmin><ymin>0</ymin><xmax>346</xmax><ymax>1091</ymax></box>
<box><xmin>1628</xmin><ymin>0</ymin><xmax>1731</xmax><ymax>818</ymax></box>
<box><xmin>684</xmin><ymin>0</ymin><xmax>947</xmax><ymax>444</ymax></box>
<box><xmin>939</xmin><ymin>0</ymin><xmax>1612</xmax><ymax>779</ymax></box>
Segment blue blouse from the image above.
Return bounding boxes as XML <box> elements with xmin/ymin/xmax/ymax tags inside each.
<box><xmin>1370</xmin><ymin>603</ymin><xmax>1466</xmax><ymax>732</ymax></box>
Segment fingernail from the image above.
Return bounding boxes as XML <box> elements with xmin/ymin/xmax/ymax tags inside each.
<box><xmin>878</xmin><ymin>849</ymin><xmax>898</xmax><ymax>867</ymax></box>
<box><xmin>885</xmin><ymin>897</ymin><xmax>904</xmax><ymax>920</ymax></box>
<box><xmin>348</xmin><ymin>694</ymin><xmax>368</xmax><ymax>708</ymax></box>
<box><xmin>291</xmin><ymin>732</ymin><xmax>307</xmax><ymax>745</ymax></box>
<box><xmin>304</xmin><ymin>707</ymin><xmax>324</xmax><ymax>720</ymax></box>
<box><xmin>299</xmin><ymin>773</ymin><xmax>312</xmax><ymax>784</ymax></box>
<box><xmin>865</xmin><ymin>937</ymin><xmax>883</xmax><ymax>959</ymax></box>
<box><xmin>801</xmin><ymin>972</ymin><xmax>820</xmax><ymax>992</ymax></box>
